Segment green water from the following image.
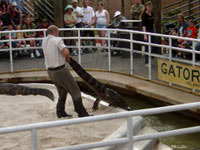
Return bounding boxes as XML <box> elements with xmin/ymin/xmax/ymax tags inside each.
<box><xmin>123</xmin><ymin>94</ymin><xmax>200</xmax><ymax>150</ymax></box>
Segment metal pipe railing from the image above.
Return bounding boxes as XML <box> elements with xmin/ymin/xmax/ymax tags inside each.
<box><xmin>1</xmin><ymin>100</ymin><xmax>200</xmax><ymax>150</ymax></box>
<box><xmin>1</xmin><ymin>28</ymin><xmax>200</xmax><ymax>90</ymax></box>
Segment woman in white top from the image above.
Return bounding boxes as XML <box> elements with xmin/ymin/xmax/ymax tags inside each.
<box><xmin>95</xmin><ymin>2</ymin><xmax>110</xmax><ymax>51</ymax></box>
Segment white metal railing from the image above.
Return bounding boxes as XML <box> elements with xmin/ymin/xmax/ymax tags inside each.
<box><xmin>1</xmin><ymin>28</ymin><xmax>200</xmax><ymax>88</ymax></box>
<box><xmin>1</xmin><ymin>98</ymin><xmax>200</xmax><ymax>150</ymax></box>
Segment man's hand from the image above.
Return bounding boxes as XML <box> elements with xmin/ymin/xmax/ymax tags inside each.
<box><xmin>62</xmin><ymin>48</ymin><xmax>70</xmax><ymax>63</ymax></box>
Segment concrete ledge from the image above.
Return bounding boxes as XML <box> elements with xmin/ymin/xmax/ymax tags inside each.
<box><xmin>0</xmin><ymin>70</ymin><xmax>200</xmax><ymax>120</ymax></box>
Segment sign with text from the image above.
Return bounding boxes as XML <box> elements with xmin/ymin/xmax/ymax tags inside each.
<box><xmin>158</xmin><ymin>59</ymin><xmax>200</xmax><ymax>90</ymax></box>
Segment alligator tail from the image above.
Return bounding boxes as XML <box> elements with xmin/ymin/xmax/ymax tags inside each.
<box><xmin>0</xmin><ymin>83</ymin><xmax>54</xmax><ymax>101</ymax></box>
<box><xmin>69</xmin><ymin>57</ymin><xmax>106</xmax><ymax>93</ymax></box>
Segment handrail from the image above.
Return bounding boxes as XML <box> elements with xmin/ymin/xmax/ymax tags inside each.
<box><xmin>163</xmin><ymin>0</ymin><xmax>184</xmax><ymax>9</ymax></box>
<box><xmin>1</xmin><ymin>27</ymin><xmax>200</xmax><ymax>89</ymax></box>
<box><xmin>1</xmin><ymin>99</ymin><xmax>200</xmax><ymax>150</ymax></box>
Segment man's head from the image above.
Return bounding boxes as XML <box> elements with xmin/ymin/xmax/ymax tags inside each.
<box><xmin>188</xmin><ymin>19</ymin><xmax>195</xmax><ymax>28</ymax></box>
<box><xmin>72</xmin><ymin>0</ymin><xmax>78</xmax><ymax>8</ymax></box>
<box><xmin>114</xmin><ymin>11</ymin><xmax>121</xmax><ymax>20</ymax></box>
<box><xmin>42</xmin><ymin>19</ymin><xmax>49</xmax><ymax>27</ymax></box>
<box><xmin>47</xmin><ymin>25</ymin><xmax>59</xmax><ymax>36</ymax></box>
<box><xmin>82</xmin><ymin>0</ymin><xmax>88</xmax><ymax>8</ymax></box>
<box><xmin>7</xmin><ymin>24</ymin><xmax>13</xmax><ymax>30</ymax></box>
<box><xmin>135</xmin><ymin>0</ymin><xmax>142</xmax><ymax>5</ymax></box>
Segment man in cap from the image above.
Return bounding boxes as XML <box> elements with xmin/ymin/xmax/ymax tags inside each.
<box><xmin>10</xmin><ymin>1</ymin><xmax>23</xmax><ymax>26</ymax></box>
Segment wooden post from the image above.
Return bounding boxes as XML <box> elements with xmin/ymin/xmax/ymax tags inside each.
<box><xmin>152</xmin><ymin>0</ymin><xmax>161</xmax><ymax>33</ymax></box>
<box><xmin>54</xmin><ymin>0</ymin><xmax>68</xmax><ymax>28</ymax></box>
<box><xmin>121</xmin><ymin>0</ymin><xmax>125</xmax><ymax>15</ymax></box>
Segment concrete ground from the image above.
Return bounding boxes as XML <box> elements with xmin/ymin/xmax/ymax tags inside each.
<box><xmin>0</xmin><ymin>69</ymin><xmax>200</xmax><ymax>120</ymax></box>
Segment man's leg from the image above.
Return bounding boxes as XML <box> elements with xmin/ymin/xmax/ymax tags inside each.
<box><xmin>55</xmin><ymin>83</ymin><xmax>72</xmax><ymax>118</ymax></box>
<box><xmin>62</xmin><ymin>68</ymin><xmax>90</xmax><ymax>117</ymax></box>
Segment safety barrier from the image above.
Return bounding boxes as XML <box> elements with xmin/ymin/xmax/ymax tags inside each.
<box><xmin>0</xmin><ymin>96</ymin><xmax>200</xmax><ymax>150</ymax></box>
<box><xmin>0</xmin><ymin>28</ymin><xmax>200</xmax><ymax>91</ymax></box>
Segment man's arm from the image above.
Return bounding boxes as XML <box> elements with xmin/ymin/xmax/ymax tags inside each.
<box><xmin>61</xmin><ymin>48</ymin><xmax>70</xmax><ymax>63</ymax></box>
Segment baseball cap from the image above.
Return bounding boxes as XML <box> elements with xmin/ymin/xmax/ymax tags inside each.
<box><xmin>12</xmin><ymin>2</ymin><xmax>17</xmax><ymax>6</ymax></box>
<box><xmin>72</xmin><ymin>0</ymin><xmax>78</xmax><ymax>3</ymax></box>
<box><xmin>65</xmin><ymin>5</ymin><xmax>74</xmax><ymax>11</ymax></box>
<box><xmin>114</xmin><ymin>11</ymin><xmax>121</xmax><ymax>18</ymax></box>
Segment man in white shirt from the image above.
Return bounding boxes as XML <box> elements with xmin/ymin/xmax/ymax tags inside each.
<box><xmin>42</xmin><ymin>25</ymin><xmax>90</xmax><ymax>118</ymax></box>
<box><xmin>72</xmin><ymin>0</ymin><xmax>83</xmax><ymax>28</ymax></box>
<box><xmin>81</xmin><ymin>0</ymin><xmax>96</xmax><ymax>53</ymax></box>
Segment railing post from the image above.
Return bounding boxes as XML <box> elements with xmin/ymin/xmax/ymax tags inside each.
<box><xmin>108</xmin><ymin>30</ymin><xmax>111</xmax><ymax>72</ymax></box>
<box><xmin>130</xmin><ymin>32</ymin><xmax>133</xmax><ymax>76</ymax></box>
<box><xmin>78</xmin><ymin>29</ymin><xmax>81</xmax><ymax>65</ymax></box>
<box><xmin>31</xmin><ymin>129</ymin><xmax>38</xmax><ymax>150</ymax></box>
<box><xmin>148</xmin><ymin>34</ymin><xmax>152</xmax><ymax>80</ymax></box>
<box><xmin>168</xmin><ymin>37</ymin><xmax>172</xmax><ymax>87</ymax></box>
<box><xmin>9</xmin><ymin>32</ymin><xmax>14</xmax><ymax>73</ymax></box>
<box><xmin>192</xmin><ymin>40</ymin><xmax>195</xmax><ymax>93</ymax></box>
<box><xmin>127</xmin><ymin>117</ymin><xmax>133</xmax><ymax>150</ymax></box>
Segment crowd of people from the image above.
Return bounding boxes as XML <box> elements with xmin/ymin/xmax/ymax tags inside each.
<box><xmin>0</xmin><ymin>0</ymin><xmax>50</xmax><ymax>58</ymax></box>
<box><xmin>1</xmin><ymin>0</ymin><xmax>199</xmax><ymax>61</ymax></box>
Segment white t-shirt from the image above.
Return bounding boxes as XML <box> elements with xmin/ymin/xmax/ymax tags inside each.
<box><xmin>73</xmin><ymin>6</ymin><xmax>83</xmax><ymax>24</ymax></box>
<box><xmin>96</xmin><ymin>9</ymin><xmax>107</xmax><ymax>25</ymax></box>
<box><xmin>81</xmin><ymin>6</ymin><xmax>95</xmax><ymax>25</ymax></box>
<box><xmin>42</xmin><ymin>35</ymin><xmax>66</xmax><ymax>69</ymax></box>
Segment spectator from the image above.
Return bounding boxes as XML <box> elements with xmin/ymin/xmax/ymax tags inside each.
<box><xmin>37</xmin><ymin>18</ymin><xmax>50</xmax><ymax>56</ymax></box>
<box><xmin>142</xmin><ymin>1</ymin><xmax>156</xmax><ymax>68</ymax></box>
<box><xmin>110</xmin><ymin>11</ymin><xmax>129</xmax><ymax>29</ymax></box>
<box><xmin>22</xmin><ymin>16</ymin><xmax>40</xmax><ymax>58</ymax></box>
<box><xmin>0</xmin><ymin>19</ymin><xmax>5</xmax><ymax>48</ymax></box>
<box><xmin>178</xmin><ymin>19</ymin><xmax>197</xmax><ymax>58</ymax></box>
<box><xmin>72</xmin><ymin>0</ymin><xmax>83</xmax><ymax>28</ymax></box>
<box><xmin>9</xmin><ymin>2</ymin><xmax>23</xmax><ymax>27</ymax></box>
<box><xmin>177</xmin><ymin>13</ymin><xmax>188</xmax><ymax>37</ymax></box>
<box><xmin>72</xmin><ymin>0</ymin><xmax>84</xmax><ymax>54</ymax></box>
<box><xmin>130</xmin><ymin>0</ymin><xmax>144</xmax><ymax>20</ymax></box>
<box><xmin>5</xmin><ymin>24</ymin><xmax>20</xmax><ymax>57</ymax></box>
<box><xmin>169</xmin><ymin>29</ymin><xmax>179</xmax><ymax>57</ymax></box>
<box><xmin>64</xmin><ymin>4</ymin><xmax>77</xmax><ymax>56</ymax></box>
<box><xmin>81</xmin><ymin>0</ymin><xmax>96</xmax><ymax>53</ymax></box>
<box><xmin>95</xmin><ymin>2</ymin><xmax>110</xmax><ymax>52</ymax></box>
<box><xmin>8</xmin><ymin>0</ymin><xmax>27</xmax><ymax>15</ymax></box>
<box><xmin>0</xmin><ymin>0</ymin><xmax>11</xmax><ymax>26</ymax></box>
<box><xmin>16</xmin><ymin>24</ymin><xmax>26</xmax><ymax>48</ymax></box>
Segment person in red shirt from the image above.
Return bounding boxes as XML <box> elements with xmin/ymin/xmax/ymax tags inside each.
<box><xmin>178</xmin><ymin>19</ymin><xmax>197</xmax><ymax>58</ymax></box>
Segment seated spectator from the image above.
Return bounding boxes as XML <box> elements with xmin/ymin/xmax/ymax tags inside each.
<box><xmin>178</xmin><ymin>19</ymin><xmax>197</xmax><ymax>58</ymax></box>
<box><xmin>22</xmin><ymin>16</ymin><xmax>40</xmax><ymax>58</ymax></box>
<box><xmin>9</xmin><ymin>2</ymin><xmax>23</xmax><ymax>27</ymax></box>
<box><xmin>16</xmin><ymin>24</ymin><xmax>26</xmax><ymax>48</ymax></box>
<box><xmin>8</xmin><ymin>0</ymin><xmax>27</xmax><ymax>15</ymax></box>
<box><xmin>0</xmin><ymin>19</ymin><xmax>4</xmax><ymax>48</ymax></box>
<box><xmin>0</xmin><ymin>0</ymin><xmax>11</xmax><ymax>26</ymax></box>
<box><xmin>5</xmin><ymin>24</ymin><xmax>20</xmax><ymax>57</ymax></box>
<box><xmin>37</xmin><ymin>18</ymin><xmax>50</xmax><ymax>56</ymax></box>
<box><xmin>169</xmin><ymin>29</ymin><xmax>179</xmax><ymax>57</ymax></box>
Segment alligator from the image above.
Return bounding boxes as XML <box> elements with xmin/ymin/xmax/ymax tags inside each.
<box><xmin>69</xmin><ymin>57</ymin><xmax>131</xmax><ymax>111</ymax></box>
<box><xmin>0</xmin><ymin>83</ymin><xmax>54</xmax><ymax>101</ymax></box>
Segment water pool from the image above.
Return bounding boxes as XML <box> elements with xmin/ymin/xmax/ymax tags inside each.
<box><xmin>123</xmin><ymin>94</ymin><xmax>200</xmax><ymax>150</ymax></box>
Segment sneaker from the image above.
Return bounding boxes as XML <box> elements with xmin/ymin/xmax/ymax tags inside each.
<box><xmin>30</xmin><ymin>52</ymin><xmax>35</xmax><ymax>59</ymax></box>
<box><xmin>83</xmin><ymin>48</ymin><xmax>90</xmax><ymax>54</ymax></box>
<box><xmin>78</xmin><ymin>112</ymin><xmax>92</xmax><ymax>117</ymax></box>
<box><xmin>72</xmin><ymin>50</ymin><xmax>78</xmax><ymax>56</ymax></box>
<box><xmin>80</xmin><ymin>49</ymin><xmax>83</xmax><ymax>55</ymax></box>
<box><xmin>145</xmin><ymin>63</ymin><xmax>152</xmax><ymax>68</ymax></box>
<box><xmin>35</xmin><ymin>50</ymin><xmax>41</xmax><ymax>57</ymax></box>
